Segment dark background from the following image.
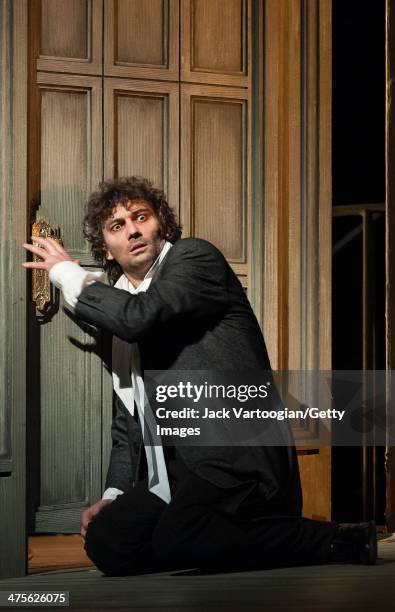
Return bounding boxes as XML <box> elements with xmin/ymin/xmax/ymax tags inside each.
<box><xmin>332</xmin><ymin>0</ymin><xmax>386</xmax><ymax>523</ymax></box>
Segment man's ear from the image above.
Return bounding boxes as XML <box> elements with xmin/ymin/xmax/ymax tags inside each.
<box><xmin>104</xmin><ymin>248</ymin><xmax>114</xmax><ymax>261</ymax></box>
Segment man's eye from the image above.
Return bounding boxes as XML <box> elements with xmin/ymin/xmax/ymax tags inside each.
<box><xmin>111</xmin><ymin>223</ymin><xmax>122</xmax><ymax>231</ymax></box>
<box><xmin>137</xmin><ymin>214</ymin><xmax>147</xmax><ymax>222</ymax></box>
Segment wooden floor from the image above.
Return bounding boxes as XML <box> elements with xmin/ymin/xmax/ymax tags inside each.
<box><xmin>1</xmin><ymin>540</ymin><xmax>395</xmax><ymax>611</ymax></box>
<box><xmin>28</xmin><ymin>535</ymin><xmax>94</xmax><ymax>574</ymax></box>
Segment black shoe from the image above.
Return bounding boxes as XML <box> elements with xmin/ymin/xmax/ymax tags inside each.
<box><xmin>328</xmin><ymin>521</ymin><xmax>377</xmax><ymax>565</ymax></box>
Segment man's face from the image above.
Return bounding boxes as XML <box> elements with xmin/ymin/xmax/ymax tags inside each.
<box><xmin>102</xmin><ymin>200</ymin><xmax>164</xmax><ymax>284</ymax></box>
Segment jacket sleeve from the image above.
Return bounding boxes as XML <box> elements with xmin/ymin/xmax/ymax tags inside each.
<box><xmin>75</xmin><ymin>239</ymin><xmax>229</xmax><ymax>343</ymax></box>
<box><xmin>104</xmin><ymin>396</ymin><xmax>140</xmax><ymax>491</ymax></box>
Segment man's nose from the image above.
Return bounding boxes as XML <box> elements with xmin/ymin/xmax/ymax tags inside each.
<box><xmin>126</xmin><ymin>219</ymin><xmax>141</xmax><ymax>239</ymax></box>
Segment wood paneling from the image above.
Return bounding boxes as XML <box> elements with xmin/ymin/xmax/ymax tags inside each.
<box><xmin>41</xmin><ymin>0</ymin><xmax>88</xmax><ymax>59</ymax></box>
<box><xmin>184</xmin><ymin>96</ymin><xmax>246</xmax><ymax>258</ymax></box>
<box><xmin>249</xmin><ymin>0</ymin><xmax>264</xmax><ymax>322</ymax></box>
<box><xmin>104</xmin><ymin>78</ymin><xmax>179</xmax><ymax>212</ymax></box>
<box><xmin>261</xmin><ymin>0</ymin><xmax>302</xmax><ymax>370</ymax></box>
<box><xmin>264</xmin><ymin>0</ymin><xmax>332</xmax><ymax>519</ymax></box>
<box><xmin>104</xmin><ymin>0</ymin><xmax>179</xmax><ymax>80</ymax></box>
<box><xmin>181</xmin><ymin>84</ymin><xmax>250</xmax><ymax>281</ymax></box>
<box><xmin>35</xmin><ymin>290</ymin><xmax>103</xmax><ymax>532</ymax></box>
<box><xmin>181</xmin><ymin>0</ymin><xmax>251</xmax><ymax>87</ymax></box>
<box><xmin>263</xmin><ymin>0</ymin><xmax>283</xmax><ymax>368</ymax></box>
<box><xmin>36</xmin><ymin>73</ymin><xmax>102</xmax><ymax>263</ymax></box>
<box><xmin>36</xmin><ymin>0</ymin><xmax>102</xmax><ymax>75</ymax></box>
<box><xmin>28</xmin><ymin>73</ymin><xmax>104</xmax><ymax>532</ymax></box>
<box><xmin>298</xmin><ymin>447</ymin><xmax>331</xmax><ymax>521</ymax></box>
<box><xmin>117</xmin><ymin>0</ymin><xmax>165</xmax><ymax>65</ymax></box>
<box><xmin>318</xmin><ymin>0</ymin><xmax>332</xmax><ymax>373</ymax></box>
<box><xmin>0</xmin><ymin>0</ymin><xmax>28</xmax><ymax>579</ymax></box>
<box><xmin>264</xmin><ymin>0</ymin><xmax>332</xmax><ymax>374</ymax></box>
<box><xmin>0</xmin><ymin>2</ymin><xmax>13</xmax><ymax>470</ymax></box>
<box><xmin>264</xmin><ymin>0</ymin><xmax>331</xmax><ymax>373</ymax></box>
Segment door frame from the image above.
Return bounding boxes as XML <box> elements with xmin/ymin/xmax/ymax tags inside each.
<box><xmin>263</xmin><ymin>0</ymin><xmax>332</xmax><ymax>520</ymax></box>
<box><xmin>0</xmin><ymin>0</ymin><xmax>28</xmax><ymax>579</ymax></box>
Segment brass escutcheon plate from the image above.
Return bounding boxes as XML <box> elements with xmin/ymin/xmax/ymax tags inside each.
<box><xmin>31</xmin><ymin>219</ymin><xmax>61</xmax><ymax>311</ymax></box>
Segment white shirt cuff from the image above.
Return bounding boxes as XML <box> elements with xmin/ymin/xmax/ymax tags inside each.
<box><xmin>49</xmin><ymin>261</ymin><xmax>106</xmax><ymax>309</ymax></box>
<box><xmin>102</xmin><ymin>487</ymin><xmax>124</xmax><ymax>501</ymax></box>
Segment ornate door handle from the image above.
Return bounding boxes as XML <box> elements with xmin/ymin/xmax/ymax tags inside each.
<box><xmin>31</xmin><ymin>218</ymin><xmax>62</xmax><ymax>311</ymax></box>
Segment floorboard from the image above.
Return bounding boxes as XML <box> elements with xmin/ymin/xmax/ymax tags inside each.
<box><xmin>28</xmin><ymin>535</ymin><xmax>93</xmax><ymax>574</ymax></box>
<box><xmin>1</xmin><ymin>542</ymin><xmax>395</xmax><ymax>611</ymax></box>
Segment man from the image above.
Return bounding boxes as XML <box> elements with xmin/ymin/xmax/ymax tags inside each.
<box><xmin>22</xmin><ymin>176</ymin><xmax>376</xmax><ymax>575</ymax></box>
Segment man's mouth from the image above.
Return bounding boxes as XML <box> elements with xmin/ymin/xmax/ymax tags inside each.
<box><xmin>129</xmin><ymin>242</ymin><xmax>147</xmax><ymax>254</ymax></box>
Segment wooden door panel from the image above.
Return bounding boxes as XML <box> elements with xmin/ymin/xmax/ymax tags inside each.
<box><xmin>180</xmin><ymin>83</ymin><xmax>251</xmax><ymax>291</ymax></box>
<box><xmin>41</xmin><ymin>0</ymin><xmax>88</xmax><ymax>58</ymax></box>
<box><xmin>298</xmin><ymin>448</ymin><xmax>331</xmax><ymax>521</ymax></box>
<box><xmin>35</xmin><ymin>0</ymin><xmax>103</xmax><ymax>75</ymax></box>
<box><xmin>104</xmin><ymin>78</ymin><xmax>179</xmax><ymax>212</ymax></box>
<box><xmin>181</xmin><ymin>0</ymin><xmax>251</xmax><ymax>87</ymax></box>
<box><xmin>36</xmin><ymin>73</ymin><xmax>102</xmax><ymax>264</ymax></box>
<box><xmin>34</xmin><ymin>306</ymin><xmax>104</xmax><ymax>533</ymax></box>
<box><xmin>28</xmin><ymin>73</ymin><xmax>104</xmax><ymax>533</ymax></box>
<box><xmin>104</xmin><ymin>0</ymin><xmax>179</xmax><ymax>80</ymax></box>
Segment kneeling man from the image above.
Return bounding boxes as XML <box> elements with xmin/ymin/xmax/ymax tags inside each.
<box><xmin>22</xmin><ymin>176</ymin><xmax>376</xmax><ymax>575</ymax></box>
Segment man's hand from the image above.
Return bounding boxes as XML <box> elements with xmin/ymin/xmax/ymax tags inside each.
<box><xmin>80</xmin><ymin>499</ymin><xmax>113</xmax><ymax>538</ymax></box>
<box><xmin>22</xmin><ymin>236</ymin><xmax>80</xmax><ymax>272</ymax></box>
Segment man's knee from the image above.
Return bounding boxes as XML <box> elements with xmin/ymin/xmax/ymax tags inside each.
<box><xmin>84</xmin><ymin>514</ymin><xmax>115</xmax><ymax>573</ymax></box>
<box><xmin>84</xmin><ymin>504</ymin><xmax>161</xmax><ymax>576</ymax></box>
<box><xmin>84</xmin><ymin>513</ymin><xmax>132</xmax><ymax>576</ymax></box>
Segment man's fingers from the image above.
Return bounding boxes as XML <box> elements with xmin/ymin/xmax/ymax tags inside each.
<box><xmin>22</xmin><ymin>261</ymin><xmax>50</xmax><ymax>270</ymax></box>
<box><xmin>33</xmin><ymin>235</ymin><xmax>64</xmax><ymax>249</ymax></box>
<box><xmin>22</xmin><ymin>243</ymin><xmax>49</xmax><ymax>259</ymax></box>
<box><xmin>22</xmin><ymin>237</ymin><xmax>73</xmax><ymax>273</ymax></box>
<box><xmin>29</xmin><ymin>236</ymin><xmax>73</xmax><ymax>261</ymax></box>
<box><xmin>81</xmin><ymin>510</ymin><xmax>92</xmax><ymax>529</ymax></box>
<box><xmin>80</xmin><ymin>500</ymin><xmax>111</xmax><ymax>539</ymax></box>
<box><xmin>80</xmin><ymin>508</ymin><xmax>93</xmax><ymax>538</ymax></box>
<box><xmin>29</xmin><ymin>236</ymin><xmax>63</xmax><ymax>255</ymax></box>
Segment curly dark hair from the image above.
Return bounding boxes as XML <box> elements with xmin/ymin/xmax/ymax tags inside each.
<box><xmin>84</xmin><ymin>176</ymin><xmax>182</xmax><ymax>284</ymax></box>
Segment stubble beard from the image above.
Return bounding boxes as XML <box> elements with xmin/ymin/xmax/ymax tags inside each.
<box><xmin>122</xmin><ymin>235</ymin><xmax>165</xmax><ymax>279</ymax></box>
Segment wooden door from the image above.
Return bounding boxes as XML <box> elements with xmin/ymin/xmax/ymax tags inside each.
<box><xmin>27</xmin><ymin>0</ymin><xmax>254</xmax><ymax>534</ymax></box>
<box><xmin>27</xmin><ymin>1</ymin><xmax>106</xmax><ymax>533</ymax></box>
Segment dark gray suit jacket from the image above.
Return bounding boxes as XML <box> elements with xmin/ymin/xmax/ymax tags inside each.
<box><xmin>76</xmin><ymin>238</ymin><xmax>302</xmax><ymax>516</ymax></box>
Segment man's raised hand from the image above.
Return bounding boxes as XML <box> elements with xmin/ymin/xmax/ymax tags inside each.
<box><xmin>22</xmin><ymin>236</ymin><xmax>80</xmax><ymax>272</ymax></box>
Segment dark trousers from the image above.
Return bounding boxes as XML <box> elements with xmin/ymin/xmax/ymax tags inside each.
<box><xmin>84</xmin><ymin>471</ymin><xmax>337</xmax><ymax>576</ymax></box>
